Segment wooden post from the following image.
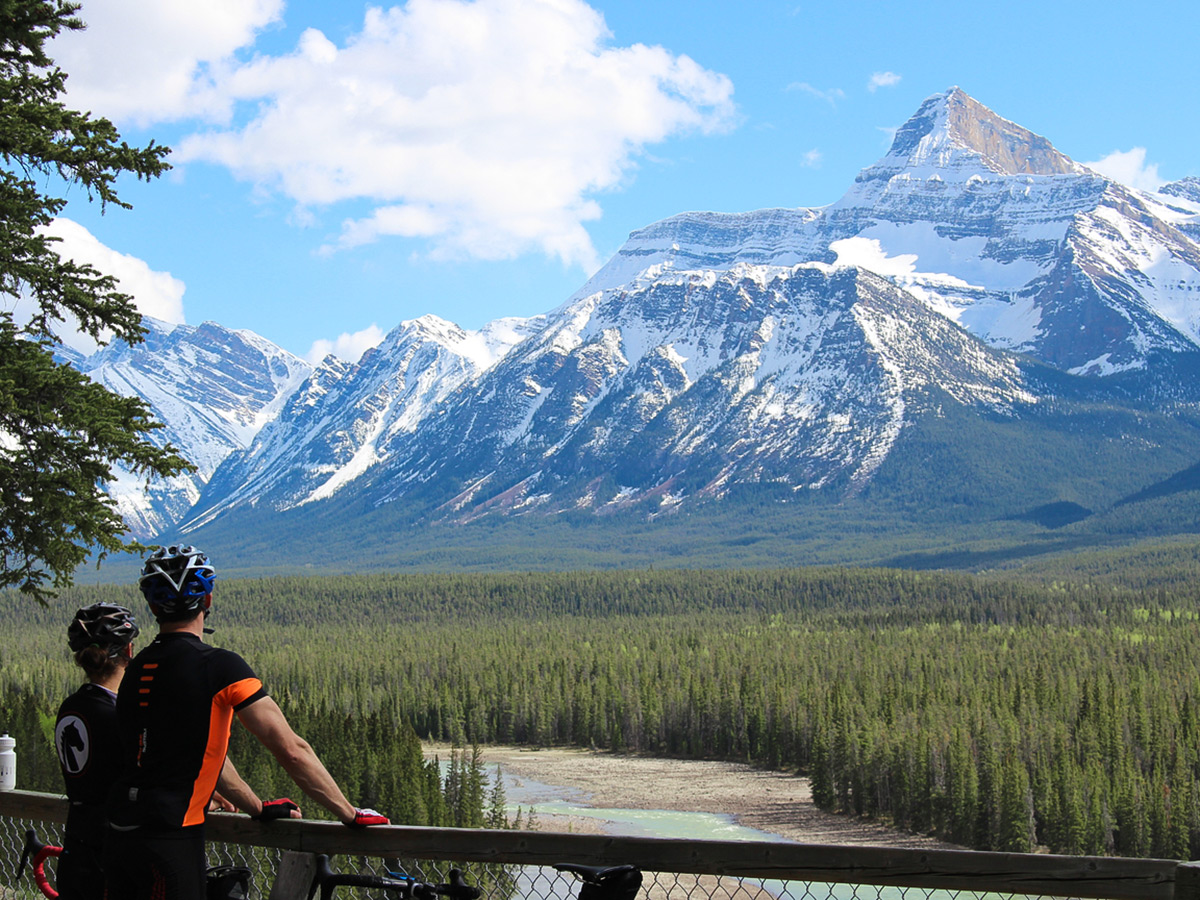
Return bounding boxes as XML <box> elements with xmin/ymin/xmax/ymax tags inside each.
<box><xmin>1173</xmin><ymin>861</ymin><xmax>1200</xmax><ymax>900</ymax></box>
<box><xmin>269</xmin><ymin>850</ymin><xmax>317</xmax><ymax>900</ymax></box>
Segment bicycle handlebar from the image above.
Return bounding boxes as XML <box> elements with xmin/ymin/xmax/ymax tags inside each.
<box><xmin>18</xmin><ymin>829</ymin><xmax>62</xmax><ymax>899</ymax></box>
<box><xmin>308</xmin><ymin>854</ymin><xmax>481</xmax><ymax>900</ymax></box>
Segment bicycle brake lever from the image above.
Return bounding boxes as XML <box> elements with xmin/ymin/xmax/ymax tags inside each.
<box><xmin>17</xmin><ymin>829</ymin><xmax>36</xmax><ymax>879</ymax></box>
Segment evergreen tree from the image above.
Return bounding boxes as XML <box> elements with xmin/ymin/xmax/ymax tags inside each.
<box><xmin>486</xmin><ymin>765</ymin><xmax>508</xmax><ymax>829</ymax></box>
<box><xmin>998</xmin><ymin>754</ymin><xmax>1036</xmax><ymax>853</ymax></box>
<box><xmin>14</xmin><ymin>566</ymin><xmax>1200</xmax><ymax>855</ymax></box>
<box><xmin>0</xmin><ymin>0</ymin><xmax>187</xmax><ymax>601</ymax></box>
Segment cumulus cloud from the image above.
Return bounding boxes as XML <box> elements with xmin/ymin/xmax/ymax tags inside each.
<box><xmin>799</xmin><ymin>149</ymin><xmax>822</xmax><ymax>168</ymax></box>
<box><xmin>164</xmin><ymin>0</ymin><xmax>735</xmax><ymax>272</ymax></box>
<box><xmin>868</xmin><ymin>71</ymin><xmax>901</xmax><ymax>92</ymax></box>
<box><xmin>828</xmin><ymin>237</ymin><xmax>971</xmax><ymax>288</ymax></box>
<box><xmin>305</xmin><ymin>324</ymin><xmax>386</xmax><ymax>365</ymax></box>
<box><xmin>49</xmin><ymin>0</ymin><xmax>283</xmax><ymax>125</ymax></box>
<box><xmin>1083</xmin><ymin>147</ymin><xmax>1166</xmax><ymax>192</ymax></box>
<box><xmin>8</xmin><ymin>219</ymin><xmax>187</xmax><ymax>356</ymax></box>
<box><xmin>43</xmin><ymin>218</ymin><xmax>187</xmax><ymax>323</ymax></box>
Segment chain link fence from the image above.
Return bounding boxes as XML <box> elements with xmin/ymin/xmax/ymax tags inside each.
<box><xmin>0</xmin><ymin>807</ymin><xmax>1096</xmax><ymax>900</ymax></box>
<box><xmin>1</xmin><ymin>812</ymin><xmax>59</xmax><ymax>900</ymax></box>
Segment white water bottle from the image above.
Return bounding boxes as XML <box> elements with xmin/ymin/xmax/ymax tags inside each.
<box><xmin>0</xmin><ymin>733</ymin><xmax>14</xmax><ymax>790</ymax></box>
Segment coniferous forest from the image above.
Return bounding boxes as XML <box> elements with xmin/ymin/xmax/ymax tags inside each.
<box><xmin>4</xmin><ymin>565</ymin><xmax>1200</xmax><ymax>858</ymax></box>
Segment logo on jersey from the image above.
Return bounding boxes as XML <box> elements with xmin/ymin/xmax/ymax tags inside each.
<box><xmin>55</xmin><ymin>715</ymin><xmax>91</xmax><ymax>775</ymax></box>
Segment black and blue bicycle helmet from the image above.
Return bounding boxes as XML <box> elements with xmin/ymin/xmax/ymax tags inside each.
<box><xmin>138</xmin><ymin>545</ymin><xmax>216</xmax><ymax>620</ymax></box>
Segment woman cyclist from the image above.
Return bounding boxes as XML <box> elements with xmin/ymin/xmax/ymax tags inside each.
<box><xmin>53</xmin><ymin>602</ymin><xmax>139</xmax><ymax>900</ymax></box>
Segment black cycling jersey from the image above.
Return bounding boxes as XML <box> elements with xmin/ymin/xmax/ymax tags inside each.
<box><xmin>108</xmin><ymin>632</ymin><xmax>267</xmax><ymax>831</ymax></box>
<box><xmin>56</xmin><ymin>682</ymin><xmax>122</xmax><ymax>835</ymax></box>
<box><xmin>55</xmin><ymin>682</ymin><xmax>121</xmax><ymax>900</ymax></box>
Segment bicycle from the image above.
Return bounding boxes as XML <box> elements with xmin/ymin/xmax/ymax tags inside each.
<box><xmin>15</xmin><ymin>827</ymin><xmax>250</xmax><ymax>900</ymax></box>
<box><xmin>307</xmin><ymin>856</ymin><xmax>642</xmax><ymax>900</ymax></box>
<box><xmin>308</xmin><ymin>854</ymin><xmax>482</xmax><ymax>900</ymax></box>
<box><xmin>553</xmin><ymin>863</ymin><xmax>642</xmax><ymax>900</ymax></box>
<box><xmin>16</xmin><ymin>829</ymin><xmax>62</xmax><ymax>899</ymax></box>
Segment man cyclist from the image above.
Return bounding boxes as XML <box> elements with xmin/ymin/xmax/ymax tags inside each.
<box><xmin>54</xmin><ymin>603</ymin><xmax>139</xmax><ymax>900</ymax></box>
<box><xmin>106</xmin><ymin>545</ymin><xmax>389</xmax><ymax>900</ymax></box>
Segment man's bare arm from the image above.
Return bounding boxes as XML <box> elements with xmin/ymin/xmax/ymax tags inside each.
<box><xmin>215</xmin><ymin>757</ymin><xmax>265</xmax><ymax>817</ymax></box>
<box><xmin>236</xmin><ymin>696</ymin><xmax>356</xmax><ymax>824</ymax></box>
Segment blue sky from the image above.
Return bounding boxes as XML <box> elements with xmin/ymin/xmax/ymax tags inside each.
<box><xmin>40</xmin><ymin>0</ymin><xmax>1199</xmax><ymax>363</ymax></box>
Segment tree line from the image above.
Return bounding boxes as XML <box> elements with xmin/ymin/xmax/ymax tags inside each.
<box><xmin>4</xmin><ymin>566</ymin><xmax>1200</xmax><ymax>857</ymax></box>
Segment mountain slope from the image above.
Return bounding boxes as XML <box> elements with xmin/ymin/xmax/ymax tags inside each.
<box><xmin>185</xmin><ymin>314</ymin><xmax>542</xmax><ymax>528</ymax></box>
<box><xmin>339</xmin><ymin>264</ymin><xmax>1036</xmax><ymax>524</ymax></box>
<box><xmin>76</xmin><ymin>318</ymin><xmax>310</xmax><ymax>537</ymax></box>
<box><xmin>110</xmin><ymin>87</ymin><xmax>1200</xmax><ymax>571</ymax></box>
<box><xmin>577</xmin><ymin>87</ymin><xmax>1200</xmax><ymax>378</ymax></box>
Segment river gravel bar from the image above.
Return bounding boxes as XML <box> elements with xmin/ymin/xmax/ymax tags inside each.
<box><xmin>433</xmin><ymin>744</ymin><xmax>958</xmax><ymax>849</ymax></box>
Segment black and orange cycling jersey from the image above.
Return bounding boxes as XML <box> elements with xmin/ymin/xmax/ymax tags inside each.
<box><xmin>108</xmin><ymin>632</ymin><xmax>267</xmax><ymax>831</ymax></box>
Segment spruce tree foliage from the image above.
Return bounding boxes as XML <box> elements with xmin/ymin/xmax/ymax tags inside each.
<box><xmin>0</xmin><ymin>0</ymin><xmax>189</xmax><ymax>601</ymax></box>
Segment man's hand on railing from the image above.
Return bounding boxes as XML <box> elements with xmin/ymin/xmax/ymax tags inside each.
<box><xmin>256</xmin><ymin>798</ymin><xmax>302</xmax><ymax>821</ymax></box>
<box><xmin>208</xmin><ymin>790</ymin><xmax>238</xmax><ymax>812</ymax></box>
<box><xmin>344</xmin><ymin>807</ymin><xmax>389</xmax><ymax>827</ymax></box>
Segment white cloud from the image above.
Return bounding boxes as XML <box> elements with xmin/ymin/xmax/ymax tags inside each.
<box><xmin>43</xmin><ymin>218</ymin><xmax>187</xmax><ymax>324</ymax></box>
<box><xmin>1083</xmin><ymin>147</ymin><xmax>1166</xmax><ymax>192</ymax></box>
<box><xmin>799</xmin><ymin>149</ymin><xmax>822</xmax><ymax>168</ymax></box>
<box><xmin>49</xmin><ymin>0</ymin><xmax>284</xmax><ymax>125</ymax></box>
<box><xmin>868</xmin><ymin>72</ymin><xmax>901</xmax><ymax>92</ymax></box>
<box><xmin>786</xmin><ymin>82</ymin><xmax>844</xmax><ymax>107</ymax></box>
<box><xmin>828</xmin><ymin>236</ymin><xmax>971</xmax><ymax>288</ymax></box>
<box><xmin>305</xmin><ymin>324</ymin><xmax>386</xmax><ymax>364</ymax></box>
<box><xmin>6</xmin><ymin>219</ymin><xmax>187</xmax><ymax>356</ymax></box>
<box><xmin>169</xmin><ymin>0</ymin><xmax>735</xmax><ymax>272</ymax></box>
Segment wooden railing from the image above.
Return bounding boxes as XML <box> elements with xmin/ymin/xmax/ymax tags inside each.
<box><xmin>4</xmin><ymin>790</ymin><xmax>1198</xmax><ymax>900</ymax></box>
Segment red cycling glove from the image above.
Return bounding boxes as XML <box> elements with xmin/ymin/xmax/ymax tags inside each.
<box><xmin>346</xmin><ymin>807</ymin><xmax>390</xmax><ymax>827</ymax></box>
<box><xmin>256</xmin><ymin>798</ymin><xmax>300</xmax><ymax>821</ymax></box>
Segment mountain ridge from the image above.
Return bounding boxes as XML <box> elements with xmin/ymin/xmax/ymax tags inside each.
<box><xmin>79</xmin><ymin>87</ymin><xmax>1200</xmax><ymax>572</ymax></box>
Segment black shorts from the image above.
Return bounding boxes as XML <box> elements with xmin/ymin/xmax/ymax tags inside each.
<box><xmin>104</xmin><ymin>824</ymin><xmax>206</xmax><ymax>900</ymax></box>
<box><xmin>56</xmin><ymin>839</ymin><xmax>106</xmax><ymax>900</ymax></box>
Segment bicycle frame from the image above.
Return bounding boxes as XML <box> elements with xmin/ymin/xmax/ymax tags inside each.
<box><xmin>308</xmin><ymin>854</ymin><xmax>481</xmax><ymax>900</ymax></box>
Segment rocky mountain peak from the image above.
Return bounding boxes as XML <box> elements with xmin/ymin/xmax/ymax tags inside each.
<box><xmin>1161</xmin><ymin>176</ymin><xmax>1200</xmax><ymax>205</ymax></box>
<box><xmin>878</xmin><ymin>87</ymin><xmax>1083</xmax><ymax>178</ymax></box>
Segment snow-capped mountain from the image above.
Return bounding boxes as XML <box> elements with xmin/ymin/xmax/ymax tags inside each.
<box><xmin>100</xmin><ymin>87</ymin><xmax>1200</xmax><ymax>550</ymax></box>
<box><xmin>1159</xmin><ymin>177</ymin><xmax>1200</xmax><ymax>242</ymax></box>
<box><xmin>577</xmin><ymin>88</ymin><xmax>1200</xmax><ymax>378</ymax></box>
<box><xmin>73</xmin><ymin>317</ymin><xmax>310</xmax><ymax>537</ymax></box>
<box><xmin>184</xmin><ymin>314</ymin><xmax>542</xmax><ymax>529</ymax></box>
<box><xmin>341</xmin><ymin>262</ymin><xmax>1037</xmax><ymax>523</ymax></box>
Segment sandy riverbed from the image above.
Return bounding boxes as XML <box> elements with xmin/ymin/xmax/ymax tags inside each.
<box><xmin>443</xmin><ymin>745</ymin><xmax>957</xmax><ymax>849</ymax></box>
